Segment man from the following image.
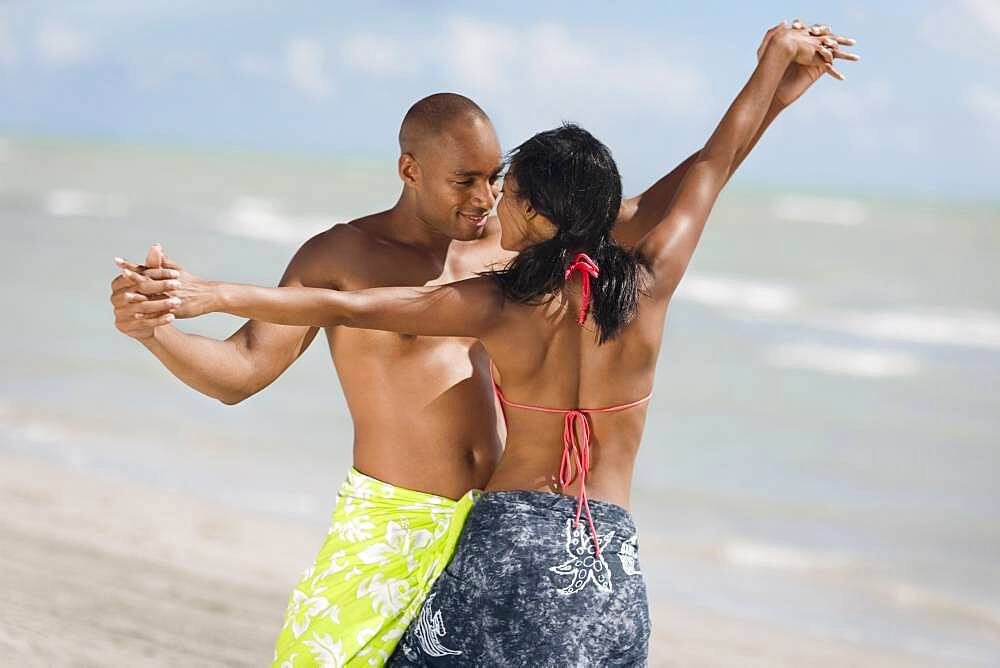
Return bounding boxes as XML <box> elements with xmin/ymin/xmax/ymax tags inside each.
<box><xmin>112</xmin><ymin>94</ymin><xmax>510</xmax><ymax>666</ymax></box>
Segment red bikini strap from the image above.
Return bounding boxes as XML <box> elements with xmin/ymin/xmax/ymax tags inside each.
<box><xmin>564</xmin><ymin>252</ymin><xmax>599</xmax><ymax>326</ymax></box>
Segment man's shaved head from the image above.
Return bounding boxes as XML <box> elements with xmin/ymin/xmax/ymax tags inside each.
<box><xmin>399</xmin><ymin>92</ymin><xmax>492</xmax><ymax>155</ymax></box>
<box><xmin>396</xmin><ymin>93</ymin><xmax>502</xmax><ymax>242</ymax></box>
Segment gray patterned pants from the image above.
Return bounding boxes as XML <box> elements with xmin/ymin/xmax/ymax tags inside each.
<box><xmin>387</xmin><ymin>490</ymin><xmax>650</xmax><ymax>667</ymax></box>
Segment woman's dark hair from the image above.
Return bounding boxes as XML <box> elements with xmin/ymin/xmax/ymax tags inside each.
<box><xmin>488</xmin><ymin>124</ymin><xmax>648</xmax><ymax>343</ymax></box>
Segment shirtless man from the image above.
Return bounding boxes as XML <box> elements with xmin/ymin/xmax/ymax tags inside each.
<box><xmin>111</xmin><ymin>94</ymin><xmax>510</xmax><ymax>665</ymax></box>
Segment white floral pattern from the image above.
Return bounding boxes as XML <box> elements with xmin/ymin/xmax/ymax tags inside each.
<box><xmin>272</xmin><ymin>469</ymin><xmax>478</xmax><ymax>668</ymax></box>
<box><xmin>618</xmin><ymin>533</ymin><xmax>642</xmax><ymax>576</ymax></box>
<box><xmin>413</xmin><ymin>593</ymin><xmax>462</xmax><ymax>657</ymax></box>
<box><xmin>549</xmin><ymin>518</ymin><xmax>616</xmax><ymax>595</ymax></box>
<box><xmin>303</xmin><ymin>633</ymin><xmax>348</xmax><ymax>667</ymax></box>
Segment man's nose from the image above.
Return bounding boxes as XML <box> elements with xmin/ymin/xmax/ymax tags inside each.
<box><xmin>471</xmin><ymin>181</ymin><xmax>497</xmax><ymax>211</ymax></box>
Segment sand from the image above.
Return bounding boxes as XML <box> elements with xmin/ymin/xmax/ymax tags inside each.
<box><xmin>0</xmin><ymin>452</ymin><xmax>940</xmax><ymax>667</ymax></box>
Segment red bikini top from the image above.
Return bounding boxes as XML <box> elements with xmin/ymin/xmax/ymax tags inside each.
<box><xmin>490</xmin><ymin>253</ymin><xmax>652</xmax><ymax>557</ymax></box>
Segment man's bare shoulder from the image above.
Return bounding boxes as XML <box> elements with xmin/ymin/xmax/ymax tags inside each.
<box><xmin>288</xmin><ymin>213</ymin><xmax>389</xmax><ymax>288</ymax></box>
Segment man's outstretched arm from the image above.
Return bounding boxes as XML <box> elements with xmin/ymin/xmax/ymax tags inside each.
<box><xmin>110</xmin><ymin>234</ymin><xmax>337</xmax><ymax>404</ymax></box>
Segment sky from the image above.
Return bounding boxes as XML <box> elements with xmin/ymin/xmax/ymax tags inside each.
<box><xmin>1</xmin><ymin>1</ymin><xmax>998</xmax><ymax>199</ymax></box>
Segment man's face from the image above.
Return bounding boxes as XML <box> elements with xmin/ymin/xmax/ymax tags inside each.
<box><xmin>409</xmin><ymin>118</ymin><xmax>504</xmax><ymax>241</ymax></box>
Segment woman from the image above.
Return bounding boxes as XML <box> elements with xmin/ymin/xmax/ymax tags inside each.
<box><xmin>124</xmin><ymin>21</ymin><xmax>856</xmax><ymax>666</ymax></box>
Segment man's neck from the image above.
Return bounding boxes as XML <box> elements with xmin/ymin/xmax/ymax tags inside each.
<box><xmin>379</xmin><ymin>190</ymin><xmax>455</xmax><ymax>261</ymax></box>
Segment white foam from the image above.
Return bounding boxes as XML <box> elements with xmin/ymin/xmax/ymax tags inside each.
<box><xmin>884</xmin><ymin>581</ymin><xmax>1000</xmax><ymax>631</ymax></box>
<box><xmin>675</xmin><ymin>270</ymin><xmax>1000</xmax><ymax>352</ymax></box>
<box><xmin>44</xmin><ymin>189</ymin><xmax>129</xmax><ymax>218</ymax></box>
<box><xmin>675</xmin><ymin>273</ymin><xmax>799</xmax><ymax>315</ymax></box>
<box><xmin>820</xmin><ymin>309</ymin><xmax>1000</xmax><ymax>350</ymax></box>
<box><xmin>765</xmin><ymin>342</ymin><xmax>921</xmax><ymax>378</ymax></box>
<box><xmin>17</xmin><ymin>419</ymin><xmax>72</xmax><ymax>445</ymax></box>
<box><xmin>720</xmin><ymin>540</ymin><xmax>849</xmax><ymax>572</ymax></box>
<box><xmin>220</xmin><ymin>196</ymin><xmax>341</xmax><ymax>246</ymax></box>
<box><xmin>771</xmin><ymin>194</ymin><xmax>868</xmax><ymax>226</ymax></box>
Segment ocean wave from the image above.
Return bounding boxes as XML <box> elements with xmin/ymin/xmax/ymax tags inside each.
<box><xmin>883</xmin><ymin>581</ymin><xmax>1000</xmax><ymax>633</ymax></box>
<box><xmin>219</xmin><ymin>196</ymin><xmax>342</xmax><ymax>246</ymax></box>
<box><xmin>816</xmin><ymin>308</ymin><xmax>1000</xmax><ymax>350</ymax></box>
<box><xmin>719</xmin><ymin>540</ymin><xmax>853</xmax><ymax>572</ymax></box>
<box><xmin>771</xmin><ymin>194</ymin><xmax>869</xmax><ymax>226</ymax></box>
<box><xmin>677</xmin><ymin>271</ymin><xmax>1000</xmax><ymax>352</ymax></box>
<box><xmin>675</xmin><ymin>273</ymin><xmax>799</xmax><ymax>315</ymax></box>
<box><xmin>720</xmin><ymin>540</ymin><xmax>1000</xmax><ymax>634</ymax></box>
<box><xmin>764</xmin><ymin>342</ymin><xmax>922</xmax><ymax>378</ymax></box>
<box><xmin>44</xmin><ymin>189</ymin><xmax>129</xmax><ymax>218</ymax></box>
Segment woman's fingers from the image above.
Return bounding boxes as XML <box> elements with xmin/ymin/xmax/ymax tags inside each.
<box><xmin>109</xmin><ymin>289</ymin><xmax>148</xmax><ymax>307</ymax></box>
<box><xmin>114</xmin><ymin>257</ymin><xmax>143</xmax><ymax>273</ymax></box>
<box><xmin>145</xmin><ymin>243</ymin><xmax>164</xmax><ymax>269</ymax></box>
<box><xmin>142</xmin><ymin>268</ymin><xmax>180</xmax><ymax>280</ymax></box>
<box><xmin>821</xmin><ymin>35</ymin><xmax>860</xmax><ymax>62</ymax></box>
<box><xmin>825</xmin><ymin>63</ymin><xmax>846</xmax><ymax>81</ymax></box>
<box><xmin>132</xmin><ymin>298</ymin><xmax>181</xmax><ymax>317</ymax></box>
<box><xmin>129</xmin><ymin>312</ymin><xmax>175</xmax><ymax>326</ymax></box>
<box><xmin>120</xmin><ymin>268</ymin><xmax>180</xmax><ymax>295</ymax></box>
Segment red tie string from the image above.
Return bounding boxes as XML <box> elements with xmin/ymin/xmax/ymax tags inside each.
<box><xmin>559</xmin><ymin>409</ymin><xmax>601</xmax><ymax>556</ymax></box>
<box><xmin>564</xmin><ymin>252</ymin><xmax>600</xmax><ymax>326</ymax></box>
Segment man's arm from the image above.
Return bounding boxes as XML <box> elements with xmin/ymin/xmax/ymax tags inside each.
<box><xmin>111</xmin><ymin>233</ymin><xmax>339</xmax><ymax>404</ymax></box>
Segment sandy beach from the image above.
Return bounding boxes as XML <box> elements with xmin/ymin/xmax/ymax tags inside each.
<box><xmin>0</xmin><ymin>452</ymin><xmax>944</xmax><ymax>667</ymax></box>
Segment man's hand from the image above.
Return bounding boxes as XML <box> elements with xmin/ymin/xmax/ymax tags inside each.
<box><xmin>121</xmin><ymin>267</ymin><xmax>222</xmax><ymax>321</ymax></box>
<box><xmin>757</xmin><ymin>19</ymin><xmax>859</xmax><ymax>108</ymax></box>
<box><xmin>110</xmin><ymin>270</ymin><xmax>178</xmax><ymax>339</ymax></box>
<box><xmin>110</xmin><ymin>243</ymin><xmax>192</xmax><ymax>340</ymax></box>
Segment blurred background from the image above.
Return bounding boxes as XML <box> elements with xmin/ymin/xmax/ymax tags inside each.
<box><xmin>1</xmin><ymin>1</ymin><xmax>997</xmax><ymax>666</ymax></box>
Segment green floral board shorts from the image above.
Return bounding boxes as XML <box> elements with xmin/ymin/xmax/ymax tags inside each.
<box><xmin>273</xmin><ymin>469</ymin><xmax>479</xmax><ymax>667</ymax></box>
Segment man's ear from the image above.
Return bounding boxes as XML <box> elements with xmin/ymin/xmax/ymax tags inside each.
<box><xmin>399</xmin><ymin>153</ymin><xmax>419</xmax><ymax>187</ymax></box>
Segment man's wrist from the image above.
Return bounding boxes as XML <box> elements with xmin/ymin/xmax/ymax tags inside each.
<box><xmin>140</xmin><ymin>325</ymin><xmax>168</xmax><ymax>351</ymax></box>
<box><xmin>212</xmin><ymin>281</ymin><xmax>233</xmax><ymax>314</ymax></box>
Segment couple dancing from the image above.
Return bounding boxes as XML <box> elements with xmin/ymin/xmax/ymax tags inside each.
<box><xmin>111</xmin><ymin>20</ymin><xmax>857</xmax><ymax>667</ymax></box>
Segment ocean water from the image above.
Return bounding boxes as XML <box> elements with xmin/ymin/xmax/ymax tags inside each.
<box><xmin>1</xmin><ymin>137</ymin><xmax>998</xmax><ymax>664</ymax></box>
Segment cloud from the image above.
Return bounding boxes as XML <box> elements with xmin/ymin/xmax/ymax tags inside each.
<box><xmin>0</xmin><ymin>18</ymin><xmax>17</xmax><ymax>66</ymax></box>
<box><xmin>285</xmin><ymin>37</ymin><xmax>332</xmax><ymax>98</ymax></box>
<box><xmin>335</xmin><ymin>17</ymin><xmax>702</xmax><ymax>128</ymax></box>
<box><xmin>239</xmin><ymin>37</ymin><xmax>333</xmax><ymax>99</ymax></box>
<box><xmin>341</xmin><ymin>33</ymin><xmax>411</xmax><ymax>75</ymax></box>
<box><xmin>237</xmin><ymin>53</ymin><xmax>277</xmax><ymax>79</ymax></box>
<box><xmin>130</xmin><ymin>50</ymin><xmax>217</xmax><ymax>89</ymax></box>
<box><xmin>802</xmin><ymin>81</ymin><xmax>919</xmax><ymax>153</ymax></box>
<box><xmin>967</xmin><ymin>84</ymin><xmax>1000</xmax><ymax>125</ymax></box>
<box><xmin>922</xmin><ymin>1</ymin><xmax>1000</xmax><ymax>58</ymax></box>
<box><xmin>35</xmin><ymin>23</ymin><xmax>94</xmax><ymax>66</ymax></box>
<box><xmin>811</xmin><ymin>80</ymin><xmax>892</xmax><ymax>124</ymax></box>
<box><xmin>964</xmin><ymin>0</ymin><xmax>1000</xmax><ymax>38</ymax></box>
<box><xmin>438</xmin><ymin>17</ymin><xmax>703</xmax><ymax>119</ymax></box>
